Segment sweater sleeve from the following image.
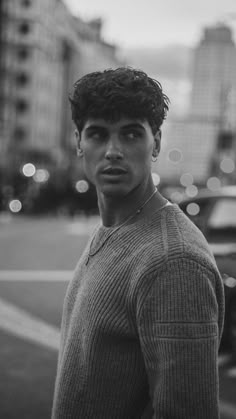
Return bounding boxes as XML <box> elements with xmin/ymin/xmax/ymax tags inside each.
<box><xmin>137</xmin><ymin>258</ymin><xmax>222</xmax><ymax>419</ymax></box>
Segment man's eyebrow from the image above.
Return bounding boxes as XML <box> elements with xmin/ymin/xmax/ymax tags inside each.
<box><xmin>85</xmin><ymin>125</ymin><xmax>107</xmax><ymax>132</ymax></box>
<box><xmin>84</xmin><ymin>123</ymin><xmax>145</xmax><ymax>131</ymax></box>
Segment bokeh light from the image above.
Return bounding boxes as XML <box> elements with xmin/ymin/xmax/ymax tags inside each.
<box><xmin>152</xmin><ymin>172</ymin><xmax>160</xmax><ymax>186</ymax></box>
<box><xmin>220</xmin><ymin>157</ymin><xmax>235</xmax><ymax>174</ymax></box>
<box><xmin>224</xmin><ymin>276</ymin><xmax>236</xmax><ymax>288</ymax></box>
<box><xmin>180</xmin><ymin>172</ymin><xmax>194</xmax><ymax>187</ymax></box>
<box><xmin>33</xmin><ymin>169</ymin><xmax>50</xmax><ymax>183</ymax></box>
<box><xmin>206</xmin><ymin>177</ymin><xmax>221</xmax><ymax>191</ymax></box>
<box><xmin>185</xmin><ymin>184</ymin><xmax>198</xmax><ymax>198</ymax></box>
<box><xmin>75</xmin><ymin>179</ymin><xmax>89</xmax><ymax>193</ymax></box>
<box><xmin>186</xmin><ymin>202</ymin><xmax>200</xmax><ymax>216</ymax></box>
<box><xmin>9</xmin><ymin>199</ymin><xmax>22</xmax><ymax>213</ymax></box>
<box><xmin>168</xmin><ymin>148</ymin><xmax>182</xmax><ymax>164</ymax></box>
<box><xmin>169</xmin><ymin>191</ymin><xmax>184</xmax><ymax>203</ymax></box>
<box><xmin>22</xmin><ymin>163</ymin><xmax>36</xmax><ymax>177</ymax></box>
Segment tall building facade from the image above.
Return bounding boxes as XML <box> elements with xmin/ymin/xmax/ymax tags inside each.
<box><xmin>157</xmin><ymin>23</ymin><xmax>236</xmax><ymax>187</ymax></box>
<box><xmin>191</xmin><ymin>24</ymin><xmax>236</xmax><ymax>128</ymax></box>
<box><xmin>0</xmin><ymin>0</ymin><xmax>120</xmax><ymax>168</ymax></box>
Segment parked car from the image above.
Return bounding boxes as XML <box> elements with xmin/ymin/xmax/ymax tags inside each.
<box><xmin>177</xmin><ymin>186</ymin><xmax>236</xmax><ymax>356</ymax></box>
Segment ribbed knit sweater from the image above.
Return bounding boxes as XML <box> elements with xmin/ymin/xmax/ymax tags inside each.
<box><xmin>52</xmin><ymin>204</ymin><xmax>224</xmax><ymax>419</ymax></box>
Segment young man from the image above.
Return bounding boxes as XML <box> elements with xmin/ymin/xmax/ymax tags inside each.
<box><xmin>52</xmin><ymin>67</ymin><xmax>224</xmax><ymax>418</ymax></box>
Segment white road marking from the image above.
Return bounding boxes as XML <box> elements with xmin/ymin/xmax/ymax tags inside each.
<box><xmin>0</xmin><ymin>297</ymin><xmax>60</xmax><ymax>351</ymax></box>
<box><xmin>66</xmin><ymin>217</ymin><xmax>99</xmax><ymax>235</ymax></box>
<box><xmin>0</xmin><ymin>270</ymin><xmax>72</xmax><ymax>281</ymax></box>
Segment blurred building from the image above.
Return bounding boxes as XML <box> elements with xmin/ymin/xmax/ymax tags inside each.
<box><xmin>0</xmin><ymin>0</ymin><xmax>120</xmax><ymax>168</ymax></box>
<box><xmin>157</xmin><ymin>23</ymin><xmax>236</xmax><ymax>189</ymax></box>
<box><xmin>191</xmin><ymin>23</ymin><xmax>236</xmax><ymax>127</ymax></box>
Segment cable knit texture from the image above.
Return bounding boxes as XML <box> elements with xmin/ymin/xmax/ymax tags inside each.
<box><xmin>52</xmin><ymin>204</ymin><xmax>224</xmax><ymax>419</ymax></box>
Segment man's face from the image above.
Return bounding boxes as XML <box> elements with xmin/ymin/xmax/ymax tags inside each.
<box><xmin>77</xmin><ymin>117</ymin><xmax>160</xmax><ymax>197</ymax></box>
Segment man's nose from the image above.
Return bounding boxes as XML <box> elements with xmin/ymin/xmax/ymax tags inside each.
<box><xmin>105</xmin><ymin>137</ymin><xmax>123</xmax><ymax>160</ymax></box>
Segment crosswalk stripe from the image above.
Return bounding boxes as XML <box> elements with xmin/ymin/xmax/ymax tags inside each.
<box><xmin>0</xmin><ymin>297</ymin><xmax>60</xmax><ymax>351</ymax></box>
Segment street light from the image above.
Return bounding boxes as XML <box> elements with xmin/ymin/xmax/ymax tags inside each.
<box><xmin>9</xmin><ymin>199</ymin><xmax>22</xmax><ymax>213</ymax></box>
<box><xmin>75</xmin><ymin>180</ymin><xmax>89</xmax><ymax>193</ymax></box>
<box><xmin>33</xmin><ymin>169</ymin><xmax>50</xmax><ymax>183</ymax></box>
<box><xmin>22</xmin><ymin>163</ymin><xmax>36</xmax><ymax>177</ymax></box>
<box><xmin>207</xmin><ymin>177</ymin><xmax>221</xmax><ymax>191</ymax></box>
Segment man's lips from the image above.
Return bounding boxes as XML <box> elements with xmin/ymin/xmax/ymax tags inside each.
<box><xmin>101</xmin><ymin>167</ymin><xmax>128</xmax><ymax>175</ymax></box>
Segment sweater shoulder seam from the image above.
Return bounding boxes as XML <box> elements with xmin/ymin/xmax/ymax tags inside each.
<box><xmin>136</xmin><ymin>256</ymin><xmax>218</xmax><ymax>324</ymax></box>
<box><xmin>144</xmin><ymin>255</ymin><xmax>219</xmax><ymax>281</ymax></box>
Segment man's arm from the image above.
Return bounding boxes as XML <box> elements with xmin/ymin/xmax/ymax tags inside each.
<box><xmin>137</xmin><ymin>258</ymin><xmax>224</xmax><ymax>419</ymax></box>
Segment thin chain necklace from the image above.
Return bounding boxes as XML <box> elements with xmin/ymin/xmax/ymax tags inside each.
<box><xmin>86</xmin><ymin>188</ymin><xmax>168</xmax><ymax>265</ymax></box>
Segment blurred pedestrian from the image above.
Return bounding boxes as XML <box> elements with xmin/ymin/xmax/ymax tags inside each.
<box><xmin>52</xmin><ymin>67</ymin><xmax>224</xmax><ymax>419</ymax></box>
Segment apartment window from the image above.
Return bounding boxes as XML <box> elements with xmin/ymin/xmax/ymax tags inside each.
<box><xmin>15</xmin><ymin>73</ymin><xmax>30</xmax><ymax>86</ymax></box>
<box><xmin>18</xmin><ymin>22</ymin><xmax>30</xmax><ymax>35</ymax></box>
<box><xmin>21</xmin><ymin>0</ymin><xmax>31</xmax><ymax>6</ymax></box>
<box><xmin>15</xmin><ymin>99</ymin><xmax>29</xmax><ymax>113</ymax></box>
<box><xmin>18</xmin><ymin>48</ymin><xmax>30</xmax><ymax>60</ymax></box>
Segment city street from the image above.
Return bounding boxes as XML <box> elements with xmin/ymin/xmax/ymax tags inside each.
<box><xmin>0</xmin><ymin>216</ymin><xmax>236</xmax><ymax>419</ymax></box>
<box><xmin>1</xmin><ymin>0</ymin><xmax>236</xmax><ymax>417</ymax></box>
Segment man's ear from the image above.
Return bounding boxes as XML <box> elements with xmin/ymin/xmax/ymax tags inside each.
<box><xmin>75</xmin><ymin>129</ymin><xmax>83</xmax><ymax>157</ymax></box>
<box><xmin>153</xmin><ymin>129</ymin><xmax>161</xmax><ymax>156</ymax></box>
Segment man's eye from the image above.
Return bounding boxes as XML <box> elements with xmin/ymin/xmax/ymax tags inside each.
<box><xmin>88</xmin><ymin>131</ymin><xmax>104</xmax><ymax>141</ymax></box>
<box><xmin>124</xmin><ymin>131</ymin><xmax>140</xmax><ymax>140</ymax></box>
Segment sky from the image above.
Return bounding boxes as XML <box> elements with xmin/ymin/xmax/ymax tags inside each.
<box><xmin>63</xmin><ymin>0</ymin><xmax>236</xmax><ymax>49</ymax></box>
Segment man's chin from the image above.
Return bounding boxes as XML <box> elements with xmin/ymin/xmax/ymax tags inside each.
<box><xmin>99</xmin><ymin>184</ymin><xmax>129</xmax><ymax>198</ymax></box>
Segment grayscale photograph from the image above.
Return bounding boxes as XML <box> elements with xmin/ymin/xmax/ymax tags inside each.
<box><xmin>0</xmin><ymin>0</ymin><xmax>236</xmax><ymax>418</ymax></box>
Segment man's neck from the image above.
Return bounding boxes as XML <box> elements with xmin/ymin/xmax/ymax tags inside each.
<box><xmin>97</xmin><ymin>184</ymin><xmax>166</xmax><ymax>228</ymax></box>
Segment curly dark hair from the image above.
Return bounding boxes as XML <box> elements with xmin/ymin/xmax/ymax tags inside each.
<box><xmin>69</xmin><ymin>67</ymin><xmax>170</xmax><ymax>134</ymax></box>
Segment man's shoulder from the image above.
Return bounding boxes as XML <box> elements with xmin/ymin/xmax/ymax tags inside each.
<box><xmin>133</xmin><ymin>204</ymin><xmax>217</xmax><ymax>274</ymax></box>
<box><xmin>164</xmin><ymin>204</ymin><xmax>215</xmax><ymax>264</ymax></box>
